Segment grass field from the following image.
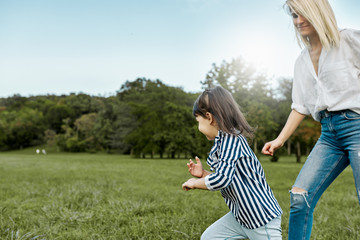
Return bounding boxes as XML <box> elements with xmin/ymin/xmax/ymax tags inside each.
<box><xmin>0</xmin><ymin>150</ymin><xmax>359</xmax><ymax>240</ymax></box>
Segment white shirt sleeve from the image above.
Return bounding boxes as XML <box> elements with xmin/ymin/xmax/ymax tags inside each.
<box><xmin>291</xmin><ymin>55</ymin><xmax>311</xmax><ymax>115</ymax></box>
<box><xmin>343</xmin><ymin>29</ymin><xmax>360</xmax><ymax>69</ymax></box>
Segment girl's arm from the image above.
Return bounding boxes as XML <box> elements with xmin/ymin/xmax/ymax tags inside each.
<box><xmin>182</xmin><ymin>178</ymin><xmax>208</xmax><ymax>191</ymax></box>
<box><xmin>262</xmin><ymin>109</ymin><xmax>305</xmax><ymax>156</ymax></box>
<box><xmin>187</xmin><ymin>157</ymin><xmax>212</xmax><ymax>178</ymax></box>
<box><xmin>183</xmin><ymin>157</ymin><xmax>212</xmax><ymax>191</ymax></box>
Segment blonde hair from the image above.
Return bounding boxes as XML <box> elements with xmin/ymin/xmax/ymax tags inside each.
<box><xmin>285</xmin><ymin>0</ymin><xmax>340</xmax><ymax>50</ymax></box>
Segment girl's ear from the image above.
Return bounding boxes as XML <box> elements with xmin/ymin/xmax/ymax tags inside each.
<box><xmin>205</xmin><ymin>112</ymin><xmax>215</xmax><ymax>124</ymax></box>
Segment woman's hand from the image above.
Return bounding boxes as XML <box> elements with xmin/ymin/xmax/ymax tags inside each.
<box><xmin>187</xmin><ymin>156</ymin><xmax>204</xmax><ymax>178</ymax></box>
<box><xmin>262</xmin><ymin>110</ymin><xmax>305</xmax><ymax>156</ymax></box>
<box><xmin>261</xmin><ymin>138</ymin><xmax>284</xmax><ymax>156</ymax></box>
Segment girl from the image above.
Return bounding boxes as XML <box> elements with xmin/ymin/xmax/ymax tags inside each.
<box><xmin>182</xmin><ymin>86</ymin><xmax>282</xmax><ymax>240</ymax></box>
<box><xmin>262</xmin><ymin>0</ymin><xmax>360</xmax><ymax>239</ymax></box>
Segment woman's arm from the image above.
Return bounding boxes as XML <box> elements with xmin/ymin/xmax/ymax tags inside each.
<box><xmin>262</xmin><ymin>109</ymin><xmax>306</xmax><ymax>156</ymax></box>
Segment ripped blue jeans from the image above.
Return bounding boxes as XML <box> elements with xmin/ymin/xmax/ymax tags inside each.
<box><xmin>289</xmin><ymin>110</ymin><xmax>360</xmax><ymax>240</ymax></box>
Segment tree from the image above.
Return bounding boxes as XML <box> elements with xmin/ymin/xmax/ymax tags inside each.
<box><xmin>73</xmin><ymin>113</ymin><xmax>99</xmax><ymax>151</ymax></box>
<box><xmin>45</xmin><ymin>104</ymin><xmax>75</xmax><ymax>133</ymax></box>
<box><xmin>117</xmin><ymin>78</ymin><xmax>200</xmax><ymax>158</ymax></box>
<box><xmin>109</xmin><ymin>100</ymin><xmax>136</xmax><ymax>154</ymax></box>
<box><xmin>245</xmin><ymin>101</ymin><xmax>278</xmax><ymax>155</ymax></box>
<box><xmin>291</xmin><ymin>117</ymin><xmax>321</xmax><ymax>163</ymax></box>
<box><xmin>44</xmin><ymin>129</ymin><xmax>57</xmax><ymax>147</ymax></box>
<box><xmin>1</xmin><ymin>94</ymin><xmax>27</xmax><ymax>110</ymax></box>
<box><xmin>55</xmin><ymin>118</ymin><xmax>80</xmax><ymax>152</ymax></box>
<box><xmin>202</xmin><ymin>58</ymin><xmax>256</xmax><ymax>96</ymax></box>
<box><xmin>63</xmin><ymin>93</ymin><xmax>93</xmax><ymax>117</ymax></box>
<box><xmin>273</xmin><ymin>78</ymin><xmax>293</xmax><ymax>156</ymax></box>
<box><xmin>161</xmin><ymin>102</ymin><xmax>194</xmax><ymax>158</ymax></box>
<box><xmin>1</xmin><ymin>108</ymin><xmax>46</xmax><ymax>149</ymax></box>
<box><xmin>0</xmin><ymin>118</ymin><xmax>7</xmax><ymax>150</ymax></box>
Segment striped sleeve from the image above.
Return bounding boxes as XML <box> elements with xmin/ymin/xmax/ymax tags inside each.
<box><xmin>205</xmin><ymin>134</ymin><xmax>240</xmax><ymax>191</ymax></box>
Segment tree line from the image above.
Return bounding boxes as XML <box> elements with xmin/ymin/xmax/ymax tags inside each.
<box><xmin>0</xmin><ymin>58</ymin><xmax>320</xmax><ymax>161</ymax></box>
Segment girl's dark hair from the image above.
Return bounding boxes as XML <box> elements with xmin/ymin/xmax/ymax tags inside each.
<box><xmin>193</xmin><ymin>86</ymin><xmax>254</xmax><ymax>138</ymax></box>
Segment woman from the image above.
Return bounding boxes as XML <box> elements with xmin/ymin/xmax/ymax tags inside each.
<box><xmin>262</xmin><ymin>0</ymin><xmax>360</xmax><ymax>239</ymax></box>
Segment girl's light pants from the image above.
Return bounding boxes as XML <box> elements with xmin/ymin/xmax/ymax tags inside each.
<box><xmin>201</xmin><ymin>212</ymin><xmax>281</xmax><ymax>240</ymax></box>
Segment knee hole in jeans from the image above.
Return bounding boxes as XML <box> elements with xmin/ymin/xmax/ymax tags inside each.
<box><xmin>291</xmin><ymin>187</ymin><xmax>307</xmax><ymax>193</ymax></box>
<box><xmin>290</xmin><ymin>188</ymin><xmax>310</xmax><ymax>208</ymax></box>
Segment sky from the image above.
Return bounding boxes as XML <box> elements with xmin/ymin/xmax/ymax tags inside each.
<box><xmin>0</xmin><ymin>0</ymin><xmax>359</xmax><ymax>97</ymax></box>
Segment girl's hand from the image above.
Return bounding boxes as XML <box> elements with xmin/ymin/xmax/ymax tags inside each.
<box><xmin>261</xmin><ymin>139</ymin><xmax>284</xmax><ymax>156</ymax></box>
<box><xmin>182</xmin><ymin>178</ymin><xmax>197</xmax><ymax>191</ymax></box>
<box><xmin>187</xmin><ymin>156</ymin><xmax>204</xmax><ymax>178</ymax></box>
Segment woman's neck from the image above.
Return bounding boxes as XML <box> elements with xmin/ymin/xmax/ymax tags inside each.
<box><xmin>308</xmin><ymin>33</ymin><xmax>322</xmax><ymax>52</ymax></box>
<box><xmin>308</xmin><ymin>33</ymin><xmax>322</xmax><ymax>76</ymax></box>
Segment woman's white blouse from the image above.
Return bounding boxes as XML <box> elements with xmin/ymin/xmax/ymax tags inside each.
<box><xmin>291</xmin><ymin>29</ymin><xmax>360</xmax><ymax>121</ymax></box>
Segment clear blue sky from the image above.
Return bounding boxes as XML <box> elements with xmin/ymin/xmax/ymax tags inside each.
<box><xmin>0</xmin><ymin>0</ymin><xmax>359</xmax><ymax>97</ymax></box>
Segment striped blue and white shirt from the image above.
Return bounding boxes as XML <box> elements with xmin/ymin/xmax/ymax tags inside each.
<box><xmin>204</xmin><ymin>130</ymin><xmax>282</xmax><ymax>229</ymax></box>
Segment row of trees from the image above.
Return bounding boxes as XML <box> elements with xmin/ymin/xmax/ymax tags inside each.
<box><xmin>0</xmin><ymin>58</ymin><xmax>320</xmax><ymax>161</ymax></box>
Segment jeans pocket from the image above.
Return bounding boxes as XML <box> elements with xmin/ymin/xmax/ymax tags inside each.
<box><xmin>343</xmin><ymin>110</ymin><xmax>360</xmax><ymax>120</ymax></box>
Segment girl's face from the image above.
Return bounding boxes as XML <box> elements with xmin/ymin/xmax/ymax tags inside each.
<box><xmin>292</xmin><ymin>12</ymin><xmax>317</xmax><ymax>37</ymax></box>
<box><xmin>195</xmin><ymin>114</ymin><xmax>218</xmax><ymax>141</ymax></box>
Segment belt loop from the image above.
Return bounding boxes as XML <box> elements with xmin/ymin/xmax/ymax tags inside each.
<box><xmin>324</xmin><ymin>110</ymin><xmax>329</xmax><ymax>118</ymax></box>
<box><xmin>319</xmin><ymin>110</ymin><xmax>326</xmax><ymax>120</ymax></box>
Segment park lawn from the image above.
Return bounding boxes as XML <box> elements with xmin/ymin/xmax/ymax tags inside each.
<box><xmin>0</xmin><ymin>151</ymin><xmax>359</xmax><ymax>239</ymax></box>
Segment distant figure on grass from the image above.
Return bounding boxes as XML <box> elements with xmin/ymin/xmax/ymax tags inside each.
<box><xmin>182</xmin><ymin>86</ymin><xmax>282</xmax><ymax>240</ymax></box>
<box><xmin>36</xmin><ymin>149</ymin><xmax>47</xmax><ymax>155</ymax></box>
<box><xmin>261</xmin><ymin>0</ymin><xmax>360</xmax><ymax>239</ymax></box>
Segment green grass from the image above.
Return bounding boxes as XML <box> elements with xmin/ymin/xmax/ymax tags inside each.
<box><xmin>0</xmin><ymin>151</ymin><xmax>359</xmax><ymax>239</ymax></box>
